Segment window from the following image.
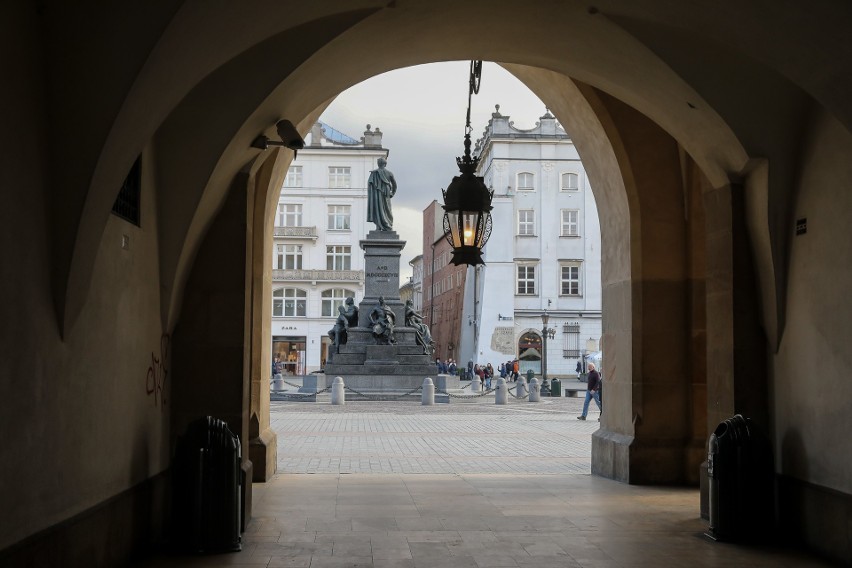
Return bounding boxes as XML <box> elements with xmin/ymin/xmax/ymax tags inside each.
<box><xmin>284</xmin><ymin>166</ymin><xmax>302</xmax><ymax>187</ymax></box>
<box><xmin>517</xmin><ymin>264</ymin><xmax>536</xmax><ymax>295</ymax></box>
<box><xmin>517</xmin><ymin>172</ymin><xmax>534</xmax><ymax>191</ymax></box>
<box><xmin>321</xmin><ymin>288</ymin><xmax>355</xmax><ymax>317</ymax></box>
<box><xmin>326</xmin><ymin>245</ymin><xmax>351</xmax><ymax>270</ymax></box>
<box><xmin>518</xmin><ymin>210</ymin><xmax>535</xmax><ymax>236</ymax></box>
<box><xmin>561</xmin><ymin>263</ymin><xmax>582</xmax><ymax>296</ymax></box>
<box><xmin>327</xmin><ymin>205</ymin><xmax>351</xmax><ymax>230</ymax></box>
<box><xmin>273</xmin><ymin>288</ymin><xmax>307</xmax><ymax>317</ymax></box>
<box><xmin>328</xmin><ymin>167</ymin><xmax>351</xmax><ymax>188</ymax></box>
<box><xmin>561</xmin><ymin>210</ymin><xmax>579</xmax><ymax>236</ymax></box>
<box><xmin>278</xmin><ymin>204</ymin><xmax>302</xmax><ymax>227</ymax></box>
<box><xmin>563</xmin><ymin>322</ymin><xmax>581</xmax><ymax>357</ymax></box>
<box><xmin>112</xmin><ymin>156</ymin><xmax>141</xmax><ymax>226</ymax></box>
<box><xmin>561</xmin><ymin>172</ymin><xmax>579</xmax><ymax>191</ymax></box>
<box><xmin>276</xmin><ymin>244</ymin><xmax>303</xmax><ymax>270</ymax></box>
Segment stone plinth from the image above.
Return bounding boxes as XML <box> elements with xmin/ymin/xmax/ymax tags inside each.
<box><xmin>324</xmin><ymin>231</ymin><xmax>436</xmax><ymax>392</ymax></box>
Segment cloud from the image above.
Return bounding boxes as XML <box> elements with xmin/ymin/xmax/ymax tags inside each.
<box><xmin>319</xmin><ymin>61</ymin><xmax>547</xmax><ymax>270</ymax></box>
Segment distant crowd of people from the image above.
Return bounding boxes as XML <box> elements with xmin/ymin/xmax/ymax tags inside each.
<box><xmin>435</xmin><ymin>357</ymin><xmax>525</xmax><ymax>390</ymax></box>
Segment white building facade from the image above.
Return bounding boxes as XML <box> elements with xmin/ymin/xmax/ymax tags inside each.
<box><xmin>271</xmin><ymin>123</ymin><xmax>388</xmax><ymax>374</ymax></box>
<box><xmin>460</xmin><ymin>108</ymin><xmax>602</xmax><ymax>377</ymax></box>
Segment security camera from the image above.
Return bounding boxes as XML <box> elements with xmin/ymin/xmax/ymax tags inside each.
<box><xmin>251</xmin><ymin>120</ymin><xmax>305</xmax><ymax>156</ymax></box>
<box><xmin>276</xmin><ymin>120</ymin><xmax>305</xmax><ymax>152</ymax></box>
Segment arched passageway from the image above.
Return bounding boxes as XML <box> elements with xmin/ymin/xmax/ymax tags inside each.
<box><xmin>4</xmin><ymin>2</ymin><xmax>852</xmax><ymax>565</ymax></box>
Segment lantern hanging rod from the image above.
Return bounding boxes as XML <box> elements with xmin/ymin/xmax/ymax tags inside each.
<box><xmin>463</xmin><ymin>60</ymin><xmax>483</xmax><ymax>163</ymax></box>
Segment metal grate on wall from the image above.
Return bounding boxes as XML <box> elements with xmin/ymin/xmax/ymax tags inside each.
<box><xmin>563</xmin><ymin>322</ymin><xmax>580</xmax><ymax>357</ymax></box>
<box><xmin>112</xmin><ymin>156</ymin><xmax>141</xmax><ymax>226</ymax></box>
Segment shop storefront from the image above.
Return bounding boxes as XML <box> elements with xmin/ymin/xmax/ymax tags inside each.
<box><xmin>272</xmin><ymin>336</ymin><xmax>306</xmax><ymax>375</ymax></box>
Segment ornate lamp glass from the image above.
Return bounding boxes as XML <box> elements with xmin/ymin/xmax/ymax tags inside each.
<box><xmin>442</xmin><ymin>153</ymin><xmax>494</xmax><ymax>266</ymax></box>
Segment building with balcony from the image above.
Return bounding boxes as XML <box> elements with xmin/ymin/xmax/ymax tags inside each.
<box><xmin>271</xmin><ymin>122</ymin><xmax>387</xmax><ymax>373</ymax></box>
<box><xmin>459</xmin><ymin>107</ymin><xmax>602</xmax><ymax>377</ymax></box>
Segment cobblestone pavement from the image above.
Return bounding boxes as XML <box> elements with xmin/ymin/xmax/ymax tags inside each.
<box><xmin>271</xmin><ymin>396</ymin><xmax>600</xmax><ymax>475</ymax></box>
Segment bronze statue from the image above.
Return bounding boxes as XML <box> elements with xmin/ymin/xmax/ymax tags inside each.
<box><xmin>369</xmin><ymin>296</ymin><xmax>396</xmax><ymax>344</ymax></box>
<box><xmin>367</xmin><ymin>157</ymin><xmax>396</xmax><ymax>231</ymax></box>
<box><xmin>327</xmin><ymin>305</ymin><xmax>349</xmax><ymax>353</ymax></box>
<box><xmin>342</xmin><ymin>296</ymin><xmax>358</xmax><ymax>328</ymax></box>
<box><xmin>404</xmin><ymin>299</ymin><xmax>433</xmax><ymax>354</ymax></box>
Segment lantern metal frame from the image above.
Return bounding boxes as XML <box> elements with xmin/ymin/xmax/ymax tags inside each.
<box><xmin>441</xmin><ymin>60</ymin><xmax>494</xmax><ymax>266</ymax></box>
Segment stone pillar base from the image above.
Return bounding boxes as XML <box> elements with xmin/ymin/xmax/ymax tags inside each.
<box><xmin>592</xmin><ymin>429</ymin><xmax>692</xmax><ymax>484</ymax></box>
<box><xmin>249</xmin><ymin>427</ymin><xmax>277</xmax><ymax>482</ymax></box>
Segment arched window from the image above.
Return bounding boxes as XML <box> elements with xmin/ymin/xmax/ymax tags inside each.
<box><xmin>561</xmin><ymin>172</ymin><xmax>579</xmax><ymax>191</ymax></box>
<box><xmin>517</xmin><ymin>172</ymin><xmax>534</xmax><ymax>191</ymax></box>
<box><xmin>321</xmin><ymin>288</ymin><xmax>355</xmax><ymax>317</ymax></box>
<box><xmin>273</xmin><ymin>288</ymin><xmax>307</xmax><ymax>317</ymax></box>
<box><xmin>518</xmin><ymin>331</ymin><xmax>543</xmax><ymax>374</ymax></box>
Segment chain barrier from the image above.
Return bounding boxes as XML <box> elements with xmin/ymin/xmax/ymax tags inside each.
<box><xmin>273</xmin><ymin>385</ymin><xmax>333</xmax><ymax>399</ymax></box>
<box><xmin>435</xmin><ymin>387</ymin><xmax>496</xmax><ymax>399</ymax></box>
<box><xmin>508</xmin><ymin>384</ymin><xmax>530</xmax><ymax>399</ymax></box>
<box><xmin>343</xmin><ymin>384</ymin><xmax>423</xmax><ymax>401</ymax></box>
<box><xmin>278</xmin><ymin>378</ymin><xmax>304</xmax><ymax>389</ymax></box>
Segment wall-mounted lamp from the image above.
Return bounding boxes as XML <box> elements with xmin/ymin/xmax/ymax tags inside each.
<box><xmin>252</xmin><ymin>120</ymin><xmax>305</xmax><ymax>157</ymax></box>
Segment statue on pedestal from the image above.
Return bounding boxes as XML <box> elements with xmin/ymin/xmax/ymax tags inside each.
<box><xmin>342</xmin><ymin>296</ymin><xmax>358</xmax><ymax>327</ymax></box>
<box><xmin>367</xmin><ymin>157</ymin><xmax>397</xmax><ymax>231</ymax></box>
<box><xmin>328</xmin><ymin>297</ymin><xmax>359</xmax><ymax>354</ymax></box>
<box><xmin>369</xmin><ymin>296</ymin><xmax>396</xmax><ymax>344</ymax></box>
<box><xmin>327</xmin><ymin>305</ymin><xmax>349</xmax><ymax>353</ymax></box>
<box><xmin>405</xmin><ymin>299</ymin><xmax>434</xmax><ymax>354</ymax></box>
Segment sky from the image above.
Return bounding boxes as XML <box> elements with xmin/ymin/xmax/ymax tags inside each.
<box><xmin>317</xmin><ymin>61</ymin><xmax>549</xmax><ymax>281</ymax></box>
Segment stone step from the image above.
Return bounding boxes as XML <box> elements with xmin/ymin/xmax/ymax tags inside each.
<box><xmin>335</xmin><ymin>343</ymin><xmax>430</xmax><ymax>357</ymax></box>
<box><xmin>325</xmin><ymin>354</ymin><xmax>365</xmax><ymax>365</ymax></box>
<box><xmin>323</xmin><ymin>364</ymin><xmax>436</xmax><ymax>376</ymax></box>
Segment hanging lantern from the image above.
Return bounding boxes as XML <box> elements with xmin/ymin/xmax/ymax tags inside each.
<box><xmin>441</xmin><ymin>60</ymin><xmax>494</xmax><ymax>266</ymax></box>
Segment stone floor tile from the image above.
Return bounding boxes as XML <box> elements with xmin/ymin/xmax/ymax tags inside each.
<box><xmin>394</xmin><ymin>517</ymin><xmax>445</xmax><ymax>530</ymax></box>
<box><xmin>306</xmin><ymin>518</ymin><xmax>353</xmax><ymax>532</ymax></box>
<box><xmin>306</xmin><ymin>555</ymin><xmax>374</xmax><ymax>568</ymax></box>
<box><xmin>373</xmin><ymin>560</ymin><xmax>416</xmax><ymax>568</ymax></box>
<box><xmin>408</xmin><ymin>541</ymin><xmax>452</xmax><ymax>558</ymax></box>
<box><xmin>332</xmin><ymin>539</ymin><xmax>373</xmax><ymax>557</ymax></box>
<box><xmin>412</xmin><ymin>554</ymin><xmax>479</xmax><ymax>567</ymax></box>
<box><xmin>267</xmin><ymin>556</ymin><xmax>312</xmax><ymax>568</ymax></box>
<box><xmin>370</xmin><ymin>546</ymin><xmax>414</xmax><ymax>560</ymax></box>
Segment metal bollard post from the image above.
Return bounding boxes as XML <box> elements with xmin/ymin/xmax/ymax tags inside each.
<box><xmin>331</xmin><ymin>376</ymin><xmax>345</xmax><ymax>405</ymax></box>
<box><xmin>470</xmin><ymin>376</ymin><xmax>481</xmax><ymax>393</ymax></box>
<box><xmin>517</xmin><ymin>376</ymin><xmax>528</xmax><ymax>398</ymax></box>
<box><xmin>422</xmin><ymin>377</ymin><xmax>435</xmax><ymax>406</ymax></box>
<box><xmin>495</xmin><ymin>377</ymin><xmax>508</xmax><ymax>405</ymax></box>
<box><xmin>529</xmin><ymin>378</ymin><xmax>541</xmax><ymax>402</ymax></box>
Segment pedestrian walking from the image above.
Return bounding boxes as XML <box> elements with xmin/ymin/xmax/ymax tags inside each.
<box><xmin>578</xmin><ymin>363</ymin><xmax>602</xmax><ymax>420</ymax></box>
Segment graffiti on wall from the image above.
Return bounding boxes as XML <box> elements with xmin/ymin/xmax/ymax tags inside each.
<box><xmin>146</xmin><ymin>334</ymin><xmax>169</xmax><ymax>409</ymax></box>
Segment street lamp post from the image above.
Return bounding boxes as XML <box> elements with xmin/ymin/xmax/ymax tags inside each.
<box><xmin>540</xmin><ymin>311</ymin><xmax>556</xmax><ymax>394</ymax></box>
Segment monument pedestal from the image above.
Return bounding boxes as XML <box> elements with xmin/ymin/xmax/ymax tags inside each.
<box><xmin>324</xmin><ymin>231</ymin><xmax>437</xmax><ymax>394</ymax></box>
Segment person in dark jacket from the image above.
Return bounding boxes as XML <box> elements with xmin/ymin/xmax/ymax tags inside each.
<box><xmin>578</xmin><ymin>363</ymin><xmax>602</xmax><ymax>420</ymax></box>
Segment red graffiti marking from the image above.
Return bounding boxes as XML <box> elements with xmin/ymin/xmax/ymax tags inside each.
<box><xmin>146</xmin><ymin>334</ymin><xmax>169</xmax><ymax>409</ymax></box>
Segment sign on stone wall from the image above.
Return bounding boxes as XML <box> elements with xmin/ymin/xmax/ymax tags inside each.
<box><xmin>490</xmin><ymin>327</ymin><xmax>515</xmax><ymax>355</ymax></box>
